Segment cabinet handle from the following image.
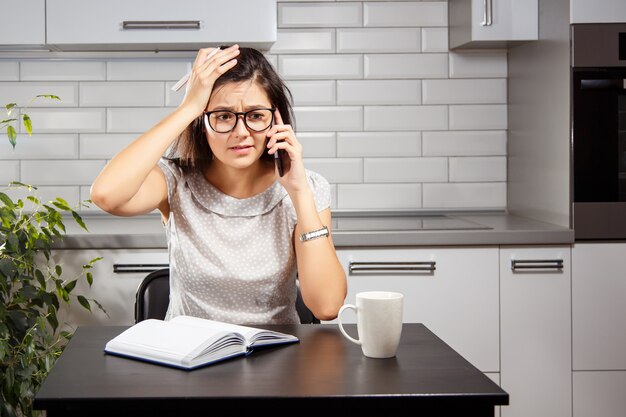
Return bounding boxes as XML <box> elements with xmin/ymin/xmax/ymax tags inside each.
<box><xmin>121</xmin><ymin>21</ymin><xmax>201</xmax><ymax>30</ymax></box>
<box><xmin>510</xmin><ymin>259</ymin><xmax>563</xmax><ymax>272</ymax></box>
<box><xmin>349</xmin><ymin>261</ymin><xmax>436</xmax><ymax>274</ymax></box>
<box><xmin>481</xmin><ymin>0</ymin><xmax>493</xmax><ymax>26</ymax></box>
<box><xmin>113</xmin><ymin>263</ymin><xmax>169</xmax><ymax>274</ymax></box>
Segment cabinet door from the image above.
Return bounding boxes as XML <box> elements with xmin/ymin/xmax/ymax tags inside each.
<box><xmin>46</xmin><ymin>0</ymin><xmax>276</xmax><ymax>51</ymax></box>
<box><xmin>0</xmin><ymin>0</ymin><xmax>45</xmax><ymax>47</ymax></box>
<box><xmin>572</xmin><ymin>242</ymin><xmax>626</xmax><ymax>370</ymax></box>
<box><xmin>335</xmin><ymin>246</ymin><xmax>500</xmax><ymax>373</ymax></box>
<box><xmin>571</xmin><ymin>0</ymin><xmax>626</xmax><ymax>24</ymax></box>
<box><xmin>52</xmin><ymin>249</ymin><xmax>168</xmax><ymax>327</ymax></box>
<box><xmin>471</xmin><ymin>0</ymin><xmax>538</xmax><ymax>42</ymax></box>
<box><xmin>449</xmin><ymin>0</ymin><xmax>538</xmax><ymax>49</ymax></box>
<box><xmin>500</xmin><ymin>246</ymin><xmax>571</xmax><ymax>417</ymax></box>
<box><xmin>573</xmin><ymin>371</ymin><xmax>626</xmax><ymax>417</ymax></box>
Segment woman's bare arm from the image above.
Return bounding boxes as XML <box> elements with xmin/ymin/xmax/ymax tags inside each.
<box><xmin>90</xmin><ymin>46</ymin><xmax>240</xmax><ymax>217</ymax></box>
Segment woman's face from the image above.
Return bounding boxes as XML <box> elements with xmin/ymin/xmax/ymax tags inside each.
<box><xmin>204</xmin><ymin>80</ymin><xmax>273</xmax><ymax>172</ymax></box>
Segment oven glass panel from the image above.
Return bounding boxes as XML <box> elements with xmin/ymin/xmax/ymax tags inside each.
<box><xmin>573</xmin><ymin>70</ymin><xmax>626</xmax><ymax>202</ymax></box>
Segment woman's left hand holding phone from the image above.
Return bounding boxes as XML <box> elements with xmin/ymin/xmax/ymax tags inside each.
<box><xmin>266</xmin><ymin>109</ymin><xmax>309</xmax><ymax>195</ymax></box>
<box><xmin>179</xmin><ymin>45</ymin><xmax>240</xmax><ymax>118</ymax></box>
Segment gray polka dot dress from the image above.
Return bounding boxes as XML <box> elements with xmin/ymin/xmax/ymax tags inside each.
<box><xmin>158</xmin><ymin>158</ymin><xmax>331</xmax><ymax>325</ymax></box>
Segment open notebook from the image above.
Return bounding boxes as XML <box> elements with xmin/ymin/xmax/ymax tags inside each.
<box><xmin>104</xmin><ymin>315</ymin><xmax>299</xmax><ymax>370</ymax></box>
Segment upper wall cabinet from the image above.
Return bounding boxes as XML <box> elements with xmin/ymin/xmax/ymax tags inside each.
<box><xmin>0</xmin><ymin>0</ymin><xmax>46</xmax><ymax>50</ymax></box>
<box><xmin>449</xmin><ymin>0</ymin><xmax>538</xmax><ymax>50</ymax></box>
<box><xmin>1</xmin><ymin>0</ymin><xmax>276</xmax><ymax>52</ymax></box>
<box><xmin>47</xmin><ymin>0</ymin><xmax>276</xmax><ymax>51</ymax></box>
<box><xmin>571</xmin><ymin>0</ymin><xmax>626</xmax><ymax>23</ymax></box>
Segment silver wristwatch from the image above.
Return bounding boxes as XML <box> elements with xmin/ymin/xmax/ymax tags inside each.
<box><xmin>299</xmin><ymin>226</ymin><xmax>329</xmax><ymax>242</ymax></box>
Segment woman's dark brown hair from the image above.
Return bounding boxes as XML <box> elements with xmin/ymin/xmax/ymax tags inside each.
<box><xmin>167</xmin><ymin>47</ymin><xmax>294</xmax><ymax>173</ymax></box>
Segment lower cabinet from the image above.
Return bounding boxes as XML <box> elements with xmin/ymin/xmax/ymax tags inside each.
<box><xmin>334</xmin><ymin>246</ymin><xmax>500</xmax><ymax>373</ymax></box>
<box><xmin>573</xmin><ymin>371</ymin><xmax>626</xmax><ymax>417</ymax></box>
<box><xmin>572</xmin><ymin>242</ymin><xmax>626</xmax><ymax>417</ymax></box>
<box><xmin>52</xmin><ymin>249</ymin><xmax>168</xmax><ymax>327</ymax></box>
<box><xmin>500</xmin><ymin>246</ymin><xmax>572</xmax><ymax>417</ymax></box>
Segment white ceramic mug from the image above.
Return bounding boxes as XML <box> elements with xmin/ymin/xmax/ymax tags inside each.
<box><xmin>337</xmin><ymin>291</ymin><xmax>404</xmax><ymax>358</ymax></box>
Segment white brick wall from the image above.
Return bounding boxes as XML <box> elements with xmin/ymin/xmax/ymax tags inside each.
<box><xmin>0</xmin><ymin>0</ymin><xmax>507</xmax><ymax>212</ymax></box>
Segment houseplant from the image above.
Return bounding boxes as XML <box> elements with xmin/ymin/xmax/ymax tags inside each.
<box><xmin>1</xmin><ymin>96</ymin><xmax>103</xmax><ymax>417</ymax></box>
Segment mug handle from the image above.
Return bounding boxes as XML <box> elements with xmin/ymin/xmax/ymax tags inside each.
<box><xmin>337</xmin><ymin>304</ymin><xmax>361</xmax><ymax>345</ymax></box>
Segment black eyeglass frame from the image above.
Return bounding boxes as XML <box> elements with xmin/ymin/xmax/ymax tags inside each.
<box><xmin>203</xmin><ymin>107</ymin><xmax>276</xmax><ymax>133</ymax></box>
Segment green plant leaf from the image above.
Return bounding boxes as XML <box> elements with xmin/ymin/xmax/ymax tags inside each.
<box><xmin>7</xmin><ymin>125</ymin><xmax>17</xmax><ymax>148</ymax></box>
<box><xmin>5</xmin><ymin>102</ymin><xmax>17</xmax><ymax>113</ymax></box>
<box><xmin>22</xmin><ymin>114</ymin><xmax>32</xmax><ymax>136</ymax></box>
<box><xmin>86</xmin><ymin>271</ymin><xmax>93</xmax><ymax>286</ymax></box>
<box><xmin>72</xmin><ymin>210</ymin><xmax>87</xmax><ymax>231</ymax></box>
<box><xmin>26</xmin><ymin>195</ymin><xmax>40</xmax><ymax>205</ymax></box>
<box><xmin>9</xmin><ymin>181</ymin><xmax>36</xmax><ymax>191</ymax></box>
<box><xmin>52</xmin><ymin>201</ymin><xmax>71</xmax><ymax>211</ymax></box>
<box><xmin>63</xmin><ymin>279</ymin><xmax>77</xmax><ymax>293</ymax></box>
<box><xmin>54</xmin><ymin>265</ymin><xmax>62</xmax><ymax>277</ymax></box>
<box><xmin>0</xmin><ymin>258</ymin><xmax>17</xmax><ymax>279</ymax></box>
<box><xmin>0</xmin><ymin>192</ymin><xmax>15</xmax><ymax>209</ymax></box>
<box><xmin>54</xmin><ymin>197</ymin><xmax>71</xmax><ymax>209</ymax></box>
<box><xmin>7</xmin><ymin>310</ymin><xmax>29</xmax><ymax>333</ymax></box>
<box><xmin>77</xmin><ymin>295</ymin><xmax>91</xmax><ymax>311</ymax></box>
<box><xmin>49</xmin><ymin>291</ymin><xmax>60</xmax><ymax>310</ymax></box>
<box><xmin>36</xmin><ymin>94</ymin><xmax>60</xmax><ymax>101</ymax></box>
<box><xmin>87</xmin><ymin>256</ymin><xmax>103</xmax><ymax>265</ymax></box>
<box><xmin>35</xmin><ymin>269</ymin><xmax>46</xmax><ymax>289</ymax></box>
<box><xmin>18</xmin><ymin>285</ymin><xmax>38</xmax><ymax>300</ymax></box>
<box><xmin>57</xmin><ymin>286</ymin><xmax>69</xmax><ymax>303</ymax></box>
<box><xmin>46</xmin><ymin>308</ymin><xmax>59</xmax><ymax>332</ymax></box>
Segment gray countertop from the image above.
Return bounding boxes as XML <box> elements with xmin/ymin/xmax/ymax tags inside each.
<box><xmin>53</xmin><ymin>211</ymin><xmax>574</xmax><ymax>249</ymax></box>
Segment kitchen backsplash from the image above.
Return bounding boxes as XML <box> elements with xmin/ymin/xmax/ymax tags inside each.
<box><xmin>0</xmin><ymin>1</ymin><xmax>507</xmax><ymax>213</ymax></box>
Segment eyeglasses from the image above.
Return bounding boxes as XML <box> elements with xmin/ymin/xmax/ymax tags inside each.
<box><xmin>204</xmin><ymin>108</ymin><xmax>275</xmax><ymax>133</ymax></box>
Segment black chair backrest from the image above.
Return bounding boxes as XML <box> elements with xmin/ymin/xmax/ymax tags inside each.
<box><xmin>134</xmin><ymin>268</ymin><xmax>170</xmax><ymax>323</ymax></box>
<box><xmin>135</xmin><ymin>268</ymin><xmax>320</xmax><ymax>324</ymax></box>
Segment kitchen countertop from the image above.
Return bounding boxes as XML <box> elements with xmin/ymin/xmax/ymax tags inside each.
<box><xmin>53</xmin><ymin>210</ymin><xmax>575</xmax><ymax>249</ymax></box>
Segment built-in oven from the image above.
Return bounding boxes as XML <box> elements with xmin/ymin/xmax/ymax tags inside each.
<box><xmin>572</xmin><ymin>23</ymin><xmax>626</xmax><ymax>240</ymax></box>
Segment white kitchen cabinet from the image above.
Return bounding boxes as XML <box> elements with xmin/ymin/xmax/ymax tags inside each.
<box><xmin>571</xmin><ymin>242</ymin><xmax>626</xmax><ymax>417</ymax></box>
<box><xmin>0</xmin><ymin>0</ymin><xmax>46</xmax><ymax>50</ymax></box>
<box><xmin>570</xmin><ymin>0</ymin><xmax>626</xmax><ymax>23</ymax></box>
<box><xmin>572</xmin><ymin>242</ymin><xmax>626</xmax><ymax>370</ymax></box>
<box><xmin>500</xmin><ymin>246</ymin><xmax>571</xmax><ymax>417</ymax></box>
<box><xmin>52</xmin><ymin>249</ymin><xmax>168</xmax><ymax>327</ymax></box>
<box><xmin>449</xmin><ymin>0</ymin><xmax>539</xmax><ymax>49</ymax></box>
<box><xmin>46</xmin><ymin>0</ymin><xmax>276</xmax><ymax>51</ymax></box>
<box><xmin>573</xmin><ymin>371</ymin><xmax>626</xmax><ymax>417</ymax></box>
<box><xmin>334</xmin><ymin>246</ymin><xmax>500</xmax><ymax>373</ymax></box>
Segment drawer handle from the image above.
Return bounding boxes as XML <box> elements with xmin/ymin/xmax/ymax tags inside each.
<box><xmin>113</xmin><ymin>263</ymin><xmax>169</xmax><ymax>274</ymax></box>
<box><xmin>349</xmin><ymin>261</ymin><xmax>436</xmax><ymax>274</ymax></box>
<box><xmin>122</xmin><ymin>20</ymin><xmax>201</xmax><ymax>30</ymax></box>
<box><xmin>510</xmin><ymin>259</ymin><xmax>563</xmax><ymax>272</ymax></box>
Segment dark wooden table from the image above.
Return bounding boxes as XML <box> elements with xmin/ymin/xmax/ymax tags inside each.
<box><xmin>34</xmin><ymin>323</ymin><xmax>508</xmax><ymax>417</ymax></box>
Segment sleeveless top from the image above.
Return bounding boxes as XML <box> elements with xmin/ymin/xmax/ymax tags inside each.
<box><xmin>157</xmin><ymin>158</ymin><xmax>331</xmax><ymax>325</ymax></box>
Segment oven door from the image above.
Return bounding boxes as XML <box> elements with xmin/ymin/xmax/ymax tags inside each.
<box><xmin>572</xmin><ymin>69</ymin><xmax>626</xmax><ymax>240</ymax></box>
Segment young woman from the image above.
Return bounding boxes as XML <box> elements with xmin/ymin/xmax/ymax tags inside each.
<box><xmin>91</xmin><ymin>45</ymin><xmax>347</xmax><ymax>325</ymax></box>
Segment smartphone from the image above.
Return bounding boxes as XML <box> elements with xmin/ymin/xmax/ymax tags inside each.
<box><xmin>274</xmin><ymin>149</ymin><xmax>285</xmax><ymax>177</ymax></box>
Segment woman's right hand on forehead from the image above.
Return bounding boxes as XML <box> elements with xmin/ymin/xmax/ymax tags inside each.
<box><xmin>180</xmin><ymin>44</ymin><xmax>240</xmax><ymax>117</ymax></box>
